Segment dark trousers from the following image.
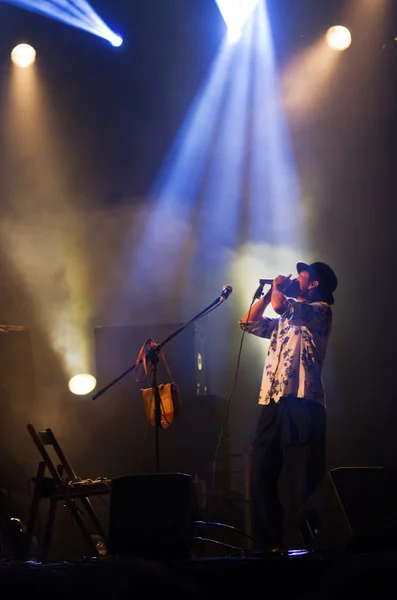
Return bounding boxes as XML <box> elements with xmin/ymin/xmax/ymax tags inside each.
<box><xmin>250</xmin><ymin>397</ymin><xmax>326</xmax><ymax>549</ymax></box>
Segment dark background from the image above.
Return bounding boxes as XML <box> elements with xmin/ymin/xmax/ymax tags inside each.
<box><xmin>0</xmin><ymin>0</ymin><xmax>396</xmax><ymax>536</ymax></box>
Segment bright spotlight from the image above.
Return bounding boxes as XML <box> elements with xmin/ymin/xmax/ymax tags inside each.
<box><xmin>110</xmin><ymin>34</ymin><xmax>123</xmax><ymax>47</ymax></box>
<box><xmin>326</xmin><ymin>26</ymin><xmax>352</xmax><ymax>51</ymax></box>
<box><xmin>11</xmin><ymin>43</ymin><xmax>36</xmax><ymax>67</ymax></box>
<box><xmin>3</xmin><ymin>1</ymin><xmax>122</xmax><ymax>47</ymax></box>
<box><xmin>216</xmin><ymin>0</ymin><xmax>261</xmax><ymax>42</ymax></box>
<box><xmin>68</xmin><ymin>374</ymin><xmax>97</xmax><ymax>396</ymax></box>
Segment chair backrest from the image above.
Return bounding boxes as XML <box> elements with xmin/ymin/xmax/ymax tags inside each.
<box><xmin>27</xmin><ymin>423</ymin><xmax>78</xmax><ymax>484</ymax></box>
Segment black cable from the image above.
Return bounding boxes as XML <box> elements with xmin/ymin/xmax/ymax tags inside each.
<box><xmin>211</xmin><ymin>293</ymin><xmax>258</xmax><ymax>487</ymax></box>
<box><xmin>194</xmin><ymin>520</ymin><xmax>265</xmax><ymax>551</ymax></box>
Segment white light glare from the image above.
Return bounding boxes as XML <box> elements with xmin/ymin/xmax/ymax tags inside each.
<box><xmin>326</xmin><ymin>26</ymin><xmax>352</xmax><ymax>51</ymax></box>
<box><xmin>3</xmin><ymin>0</ymin><xmax>123</xmax><ymax>47</ymax></box>
<box><xmin>216</xmin><ymin>0</ymin><xmax>261</xmax><ymax>42</ymax></box>
<box><xmin>68</xmin><ymin>374</ymin><xmax>97</xmax><ymax>396</ymax></box>
<box><xmin>110</xmin><ymin>34</ymin><xmax>123</xmax><ymax>47</ymax></box>
<box><xmin>11</xmin><ymin>43</ymin><xmax>36</xmax><ymax>67</ymax></box>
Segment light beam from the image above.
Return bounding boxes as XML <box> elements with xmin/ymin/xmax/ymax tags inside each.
<box><xmin>1</xmin><ymin>53</ymin><xmax>96</xmax><ymax>395</ymax></box>
<box><xmin>215</xmin><ymin>0</ymin><xmax>261</xmax><ymax>42</ymax></box>
<box><xmin>2</xmin><ymin>0</ymin><xmax>123</xmax><ymax>46</ymax></box>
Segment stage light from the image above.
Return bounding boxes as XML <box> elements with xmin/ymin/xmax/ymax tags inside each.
<box><xmin>287</xmin><ymin>549</ymin><xmax>309</xmax><ymax>556</ymax></box>
<box><xmin>110</xmin><ymin>34</ymin><xmax>123</xmax><ymax>47</ymax></box>
<box><xmin>326</xmin><ymin>26</ymin><xmax>352</xmax><ymax>51</ymax></box>
<box><xmin>68</xmin><ymin>374</ymin><xmax>97</xmax><ymax>396</ymax></box>
<box><xmin>3</xmin><ymin>0</ymin><xmax>122</xmax><ymax>47</ymax></box>
<box><xmin>11</xmin><ymin>43</ymin><xmax>36</xmax><ymax>67</ymax></box>
<box><xmin>215</xmin><ymin>0</ymin><xmax>261</xmax><ymax>42</ymax></box>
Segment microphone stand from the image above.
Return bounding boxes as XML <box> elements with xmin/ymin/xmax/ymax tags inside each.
<box><xmin>92</xmin><ymin>287</ymin><xmax>232</xmax><ymax>473</ymax></box>
<box><xmin>145</xmin><ymin>345</ymin><xmax>162</xmax><ymax>473</ymax></box>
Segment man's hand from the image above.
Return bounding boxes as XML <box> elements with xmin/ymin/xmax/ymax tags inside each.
<box><xmin>272</xmin><ymin>274</ymin><xmax>292</xmax><ymax>294</ymax></box>
<box><xmin>271</xmin><ymin>274</ymin><xmax>291</xmax><ymax>314</ymax></box>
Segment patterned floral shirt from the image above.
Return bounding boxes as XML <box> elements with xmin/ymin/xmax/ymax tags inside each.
<box><xmin>241</xmin><ymin>299</ymin><xmax>332</xmax><ymax>406</ymax></box>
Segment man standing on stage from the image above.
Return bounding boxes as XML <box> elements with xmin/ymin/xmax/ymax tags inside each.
<box><xmin>240</xmin><ymin>261</ymin><xmax>338</xmax><ymax>552</ymax></box>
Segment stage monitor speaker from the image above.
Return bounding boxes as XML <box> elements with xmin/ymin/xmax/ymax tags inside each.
<box><xmin>299</xmin><ymin>466</ymin><xmax>397</xmax><ymax>553</ymax></box>
<box><xmin>108</xmin><ymin>472</ymin><xmax>200</xmax><ymax>560</ymax></box>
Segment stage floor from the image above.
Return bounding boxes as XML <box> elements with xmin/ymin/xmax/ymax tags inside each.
<box><xmin>1</xmin><ymin>548</ymin><xmax>396</xmax><ymax>599</ymax></box>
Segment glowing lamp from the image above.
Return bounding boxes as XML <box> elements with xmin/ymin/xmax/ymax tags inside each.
<box><xmin>326</xmin><ymin>26</ymin><xmax>352</xmax><ymax>51</ymax></box>
<box><xmin>110</xmin><ymin>34</ymin><xmax>123</xmax><ymax>47</ymax></box>
<box><xmin>11</xmin><ymin>43</ymin><xmax>36</xmax><ymax>67</ymax></box>
<box><xmin>68</xmin><ymin>374</ymin><xmax>97</xmax><ymax>396</ymax></box>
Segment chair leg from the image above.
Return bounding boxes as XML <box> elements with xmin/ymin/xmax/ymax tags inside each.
<box><xmin>65</xmin><ymin>498</ymin><xmax>99</xmax><ymax>558</ymax></box>
<box><xmin>80</xmin><ymin>496</ymin><xmax>108</xmax><ymax>546</ymax></box>
<box><xmin>23</xmin><ymin>462</ymin><xmax>46</xmax><ymax>560</ymax></box>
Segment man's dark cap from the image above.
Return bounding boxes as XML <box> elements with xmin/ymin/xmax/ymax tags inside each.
<box><xmin>297</xmin><ymin>261</ymin><xmax>338</xmax><ymax>305</ymax></box>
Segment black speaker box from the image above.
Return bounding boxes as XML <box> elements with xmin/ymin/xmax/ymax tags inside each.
<box><xmin>299</xmin><ymin>466</ymin><xmax>397</xmax><ymax>553</ymax></box>
<box><xmin>108</xmin><ymin>472</ymin><xmax>200</xmax><ymax>560</ymax></box>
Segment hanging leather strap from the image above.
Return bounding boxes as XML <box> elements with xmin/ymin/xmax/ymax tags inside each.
<box><xmin>135</xmin><ymin>340</ymin><xmax>174</xmax><ymax>383</ymax></box>
<box><xmin>135</xmin><ymin>339</ymin><xmax>156</xmax><ymax>383</ymax></box>
<box><xmin>160</xmin><ymin>347</ymin><xmax>174</xmax><ymax>382</ymax></box>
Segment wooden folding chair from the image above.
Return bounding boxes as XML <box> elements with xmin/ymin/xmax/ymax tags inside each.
<box><xmin>24</xmin><ymin>423</ymin><xmax>111</xmax><ymax>562</ymax></box>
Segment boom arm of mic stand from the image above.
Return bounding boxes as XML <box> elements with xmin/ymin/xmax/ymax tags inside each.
<box><xmin>91</xmin><ymin>362</ymin><xmax>136</xmax><ymax>400</ymax></box>
<box><xmin>91</xmin><ymin>293</ymin><xmax>225</xmax><ymax>400</ymax></box>
<box><xmin>159</xmin><ymin>295</ymin><xmax>223</xmax><ymax>349</ymax></box>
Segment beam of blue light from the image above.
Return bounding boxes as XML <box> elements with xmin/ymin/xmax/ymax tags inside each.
<box><xmin>110</xmin><ymin>0</ymin><xmax>303</xmax><ymax>330</ymax></box>
<box><xmin>2</xmin><ymin>0</ymin><xmax>123</xmax><ymax>46</ymax></box>
<box><xmin>247</xmin><ymin>0</ymin><xmax>304</xmax><ymax>245</ymax></box>
<box><xmin>191</xmin><ymin>27</ymin><xmax>253</xmax><ymax>265</ymax></box>
<box><xmin>215</xmin><ymin>0</ymin><xmax>261</xmax><ymax>42</ymax></box>
<box><xmin>116</xmin><ymin>39</ymin><xmax>236</xmax><ymax>318</ymax></box>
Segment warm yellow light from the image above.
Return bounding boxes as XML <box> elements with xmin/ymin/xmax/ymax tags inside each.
<box><xmin>68</xmin><ymin>374</ymin><xmax>97</xmax><ymax>396</ymax></box>
<box><xmin>11</xmin><ymin>44</ymin><xmax>36</xmax><ymax>68</ymax></box>
<box><xmin>326</xmin><ymin>26</ymin><xmax>352</xmax><ymax>51</ymax></box>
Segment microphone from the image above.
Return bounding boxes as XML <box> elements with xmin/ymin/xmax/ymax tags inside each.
<box><xmin>259</xmin><ymin>278</ymin><xmax>274</xmax><ymax>285</ymax></box>
<box><xmin>220</xmin><ymin>285</ymin><xmax>233</xmax><ymax>301</ymax></box>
